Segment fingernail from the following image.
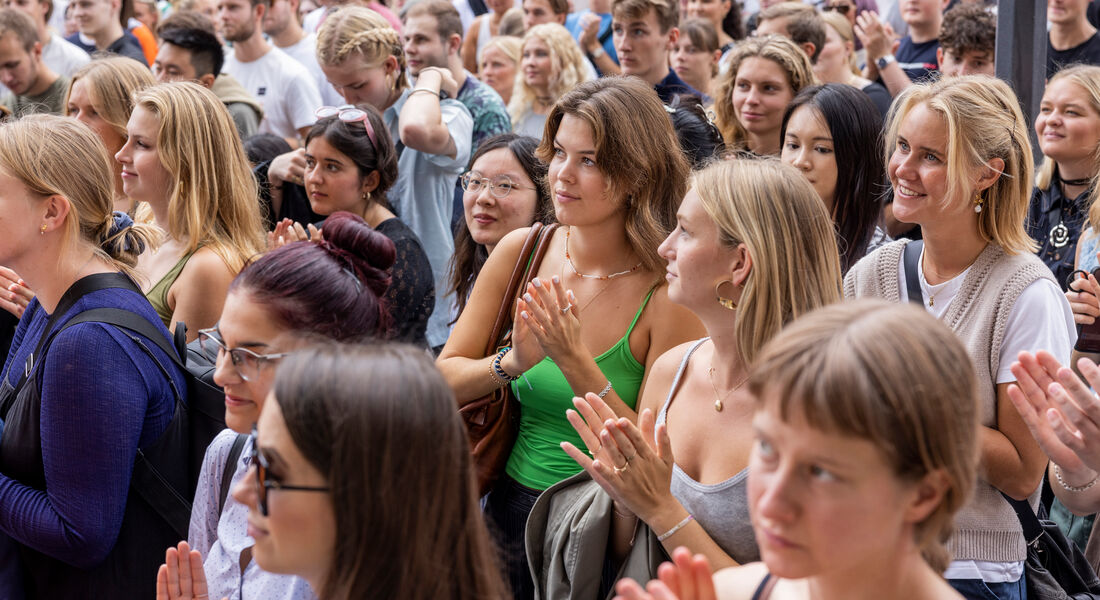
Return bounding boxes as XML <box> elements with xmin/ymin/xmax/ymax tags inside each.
<box><xmin>523</xmin><ymin>293</ymin><xmax>533</xmax><ymax>302</ymax></box>
<box><xmin>520</xmin><ymin>311</ymin><xmax>529</xmax><ymax>319</ymax></box>
<box><xmin>552</xmin><ymin>275</ymin><xmax>560</xmax><ymax>285</ymax></box>
<box><xmin>532</xmin><ymin>277</ymin><xmax>541</xmax><ymax>287</ymax></box>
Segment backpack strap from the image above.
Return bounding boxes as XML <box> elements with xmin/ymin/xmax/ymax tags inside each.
<box><xmin>902</xmin><ymin>240</ymin><xmax>924</xmax><ymax>305</ymax></box>
<box><xmin>219</xmin><ymin>434</ymin><xmax>248</xmax><ymax>515</ymax></box>
<box><xmin>40</xmin><ymin>307</ymin><xmax>193</xmax><ymax>540</ymax></box>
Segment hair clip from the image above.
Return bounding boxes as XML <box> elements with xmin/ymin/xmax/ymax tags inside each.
<box><xmin>664</xmin><ymin>104</ymin><xmax>676</xmax><ymax>114</ymax></box>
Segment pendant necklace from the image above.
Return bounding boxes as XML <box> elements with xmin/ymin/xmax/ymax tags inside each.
<box><xmin>707</xmin><ymin>364</ymin><xmax>747</xmax><ymax>412</ymax></box>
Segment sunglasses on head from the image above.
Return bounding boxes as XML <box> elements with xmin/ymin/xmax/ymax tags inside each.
<box><xmin>250</xmin><ymin>427</ymin><xmax>329</xmax><ymax>517</ymax></box>
<box><xmin>823</xmin><ymin>3</ymin><xmax>851</xmax><ymax>13</ymax></box>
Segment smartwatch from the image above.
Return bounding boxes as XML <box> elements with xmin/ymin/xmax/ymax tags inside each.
<box><xmin>876</xmin><ymin>54</ymin><xmax>897</xmax><ymax>70</ymax></box>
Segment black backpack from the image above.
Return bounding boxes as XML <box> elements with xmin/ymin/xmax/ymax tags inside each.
<box><xmin>32</xmin><ymin>273</ymin><xmax>235</xmax><ymax>539</ymax></box>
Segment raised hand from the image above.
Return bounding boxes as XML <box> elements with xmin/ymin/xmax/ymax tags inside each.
<box><xmin>0</xmin><ymin>266</ymin><xmax>32</xmax><ymax>318</ymax></box>
<box><xmin>614</xmin><ymin>547</ymin><xmax>718</xmax><ymax>600</ymax></box>
<box><xmin>1066</xmin><ymin>271</ymin><xmax>1100</xmax><ymax>325</ymax></box>
<box><xmin>155</xmin><ymin>541</ymin><xmax>224</xmax><ymax>600</ymax></box>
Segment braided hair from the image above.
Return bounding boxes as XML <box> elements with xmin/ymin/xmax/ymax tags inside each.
<box><xmin>316</xmin><ymin>6</ymin><xmax>409</xmax><ymax>92</ymax></box>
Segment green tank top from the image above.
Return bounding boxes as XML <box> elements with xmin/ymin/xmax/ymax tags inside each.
<box><xmin>505</xmin><ymin>287</ymin><xmax>655</xmax><ymax>490</ymax></box>
<box><xmin>146</xmin><ymin>249</ymin><xmax>198</xmax><ymax>328</ymax></box>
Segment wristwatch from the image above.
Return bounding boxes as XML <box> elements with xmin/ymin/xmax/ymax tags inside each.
<box><xmin>876</xmin><ymin>54</ymin><xmax>897</xmax><ymax>70</ymax></box>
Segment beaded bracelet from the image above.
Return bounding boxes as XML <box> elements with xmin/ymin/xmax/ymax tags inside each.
<box><xmin>488</xmin><ymin>346</ymin><xmax>519</xmax><ymax>387</ymax></box>
<box><xmin>1054</xmin><ymin>463</ymin><xmax>1099</xmax><ymax>492</ymax></box>
<box><xmin>657</xmin><ymin>514</ymin><xmax>694</xmax><ymax>542</ymax></box>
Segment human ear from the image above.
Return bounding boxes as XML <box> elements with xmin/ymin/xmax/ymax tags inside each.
<box><xmin>729</xmin><ymin>243</ymin><xmax>753</xmax><ymax>288</ymax></box>
<box><xmin>361</xmin><ymin>169</ymin><xmax>381</xmax><ymax>195</ymax></box>
<box><xmin>976</xmin><ymin>157</ymin><xmax>1006</xmax><ymax>192</ymax></box>
<box><xmin>40</xmin><ymin>194</ymin><xmax>72</xmax><ymax>235</ymax></box>
<box><xmin>902</xmin><ymin>469</ymin><xmax>950</xmax><ymax>524</ymax></box>
<box><xmin>198</xmin><ymin>73</ymin><xmax>217</xmax><ymax>88</ymax></box>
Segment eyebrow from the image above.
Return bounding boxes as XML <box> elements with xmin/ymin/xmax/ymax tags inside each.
<box><xmin>786</xmin><ymin>133</ymin><xmax>833</xmax><ymax>142</ymax></box>
<box><xmin>897</xmin><ymin>134</ymin><xmax>944</xmax><ymax>156</ymax></box>
<box><xmin>260</xmin><ymin>446</ymin><xmax>287</xmax><ymax>471</ymax></box>
<box><xmin>554</xmin><ymin>141</ymin><xmax>596</xmax><ymax>155</ymax></box>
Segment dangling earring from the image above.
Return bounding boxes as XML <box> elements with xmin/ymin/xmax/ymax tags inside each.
<box><xmin>39</xmin><ymin>224</ymin><xmax>46</xmax><ymax>235</ymax></box>
<box><xmin>973</xmin><ymin>192</ymin><xmax>984</xmax><ymax>214</ymax></box>
<box><xmin>362</xmin><ymin>191</ymin><xmax>370</xmax><ymax>201</ymax></box>
<box><xmin>715</xmin><ymin>280</ymin><xmax>737</xmax><ymax>310</ymax></box>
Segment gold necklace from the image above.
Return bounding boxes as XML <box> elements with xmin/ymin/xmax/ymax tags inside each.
<box><xmin>565</xmin><ymin>228</ymin><xmax>643</xmax><ymax>280</ymax></box>
<box><xmin>919</xmin><ymin>248</ymin><xmax>982</xmax><ymax>308</ymax></box>
<box><xmin>707</xmin><ymin>364</ymin><xmax>748</xmax><ymax>412</ymax></box>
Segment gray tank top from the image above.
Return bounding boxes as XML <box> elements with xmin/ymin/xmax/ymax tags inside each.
<box><xmin>656</xmin><ymin>338</ymin><xmax>759</xmax><ymax>564</ymax></box>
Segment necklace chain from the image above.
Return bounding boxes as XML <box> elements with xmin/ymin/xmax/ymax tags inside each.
<box><xmin>919</xmin><ymin>248</ymin><xmax>982</xmax><ymax>308</ymax></box>
<box><xmin>707</xmin><ymin>364</ymin><xmax>747</xmax><ymax>413</ymax></box>
<box><xmin>565</xmin><ymin>228</ymin><xmax>643</xmax><ymax>280</ymax></box>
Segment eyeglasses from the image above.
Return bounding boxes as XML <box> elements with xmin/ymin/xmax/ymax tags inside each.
<box><xmin>250</xmin><ymin>428</ymin><xmax>330</xmax><ymax>517</ymax></box>
<box><xmin>823</xmin><ymin>3</ymin><xmax>851</xmax><ymax>14</ymax></box>
<box><xmin>198</xmin><ymin>327</ymin><xmax>291</xmax><ymax>382</ymax></box>
<box><xmin>315</xmin><ymin>104</ymin><xmax>378</xmax><ymax>151</ymax></box>
<box><xmin>460</xmin><ymin>172</ymin><xmax>533</xmax><ymax>199</ymax></box>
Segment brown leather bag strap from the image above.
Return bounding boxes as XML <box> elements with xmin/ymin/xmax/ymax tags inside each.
<box><xmin>483</xmin><ymin>223</ymin><xmax>559</xmax><ymax>355</ymax></box>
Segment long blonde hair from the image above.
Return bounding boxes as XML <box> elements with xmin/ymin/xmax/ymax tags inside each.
<box><xmin>509</xmin><ymin>23</ymin><xmax>589</xmax><ymax>127</ymax></box>
<box><xmin>65</xmin><ymin>56</ymin><xmax>156</xmax><ymax>148</ymax></box>
<box><xmin>714</xmin><ymin>35</ymin><xmax>815</xmax><ymax>150</ymax></box>
<box><xmin>749</xmin><ymin>299</ymin><xmax>980</xmax><ymax>574</ymax></box>
<box><xmin>133</xmin><ymin>82</ymin><xmax>265</xmax><ymax>272</ymax></box>
<box><xmin>694</xmin><ymin>159</ymin><xmax>842</xmax><ymax>364</ymax></box>
<box><xmin>885</xmin><ymin>76</ymin><xmax>1036</xmax><ymax>254</ymax></box>
<box><xmin>537</xmin><ymin>77</ymin><xmax>689</xmax><ymax>273</ymax></box>
<box><xmin>0</xmin><ymin>115</ymin><xmax>156</xmax><ymax>276</ymax></box>
<box><xmin>316</xmin><ymin>6</ymin><xmax>409</xmax><ymax>92</ymax></box>
<box><xmin>820</xmin><ymin>10</ymin><xmax>860</xmax><ymax>76</ymax></box>
<box><xmin>1034</xmin><ymin>65</ymin><xmax>1100</xmax><ymax>231</ymax></box>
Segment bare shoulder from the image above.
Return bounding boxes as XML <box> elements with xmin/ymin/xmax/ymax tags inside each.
<box><xmin>178</xmin><ymin>247</ymin><xmax>234</xmax><ymax>281</ymax></box>
<box><xmin>640</xmin><ymin>284</ymin><xmax>706</xmax><ymax>347</ymax></box>
<box><xmin>713</xmin><ymin>562</ymin><xmax>772</xmax><ymax>600</ymax></box>
<box><xmin>636</xmin><ymin>338</ymin><xmax>704</xmax><ymax>415</ymax></box>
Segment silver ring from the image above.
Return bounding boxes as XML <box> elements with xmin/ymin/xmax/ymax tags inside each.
<box><xmin>560</xmin><ymin>303</ymin><xmax>573</xmax><ymax>314</ymax></box>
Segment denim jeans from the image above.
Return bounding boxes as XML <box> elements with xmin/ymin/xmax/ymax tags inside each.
<box><xmin>484</xmin><ymin>474</ymin><xmax>543</xmax><ymax>600</ymax></box>
<box><xmin>949</xmin><ymin>574</ymin><xmax>1027</xmax><ymax>600</ymax></box>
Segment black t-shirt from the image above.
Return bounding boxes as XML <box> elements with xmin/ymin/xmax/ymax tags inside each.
<box><xmin>1048</xmin><ymin>32</ymin><xmax>1100</xmax><ymax>78</ymax></box>
<box><xmin>895</xmin><ymin>37</ymin><xmax>939</xmax><ymax>84</ymax></box>
<box><xmin>861</xmin><ymin>81</ymin><xmax>892</xmax><ymax>118</ymax></box>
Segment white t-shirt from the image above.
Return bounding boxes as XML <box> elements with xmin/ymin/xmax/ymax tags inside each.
<box><xmin>897</xmin><ymin>249</ymin><xmax>1076</xmax><ymax>584</ymax></box>
<box><xmin>223</xmin><ymin>46</ymin><xmax>322</xmax><ymax>139</ymax></box>
<box><xmin>43</xmin><ymin>33</ymin><xmax>90</xmax><ymax>77</ymax></box>
<box><xmin>302</xmin><ymin>7</ymin><xmax>325</xmax><ymax>34</ymax></box>
<box><xmin>277</xmin><ymin>33</ymin><xmax>343</xmax><ymax>107</ymax></box>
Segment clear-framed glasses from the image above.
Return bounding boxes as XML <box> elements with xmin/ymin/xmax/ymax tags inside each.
<box><xmin>250</xmin><ymin>427</ymin><xmax>330</xmax><ymax>517</ymax></box>
<box><xmin>460</xmin><ymin>172</ymin><xmax>533</xmax><ymax>199</ymax></box>
<box><xmin>315</xmin><ymin>104</ymin><xmax>378</xmax><ymax>151</ymax></box>
<box><xmin>198</xmin><ymin>327</ymin><xmax>291</xmax><ymax>382</ymax></box>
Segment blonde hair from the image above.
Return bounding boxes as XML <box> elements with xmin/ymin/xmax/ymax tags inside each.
<box><xmin>820</xmin><ymin>10</ymin><xmax>860</xmax><ymax>76</ymax></box>
<box><xmin>694</xmin><ymin>159</ymin><xmax>842</xmax><ymax>364</ymax></box>
<box><xmin>65</xmin><ymin>56</ymin><xmax>157</xmax><ymax>148</ymax></box>
<box><xmin>479</xmin><ymin>34</ymin><xmax>521</xmax><ymax>69</ymax></box>
<box><xmin>748</xmin><ymin>299</ymin><xmax>980</xmax><ymax>574</ymax></box>
<box><xmin>714</xmin><ymin>35</ymin><xmax>815</xmax><ymax>149</ymax></box>
<box><xmin>886</xmin><ymin>76</ymin><xmax>1036</xmax><ymax>254</ymax></box>
<box><xmin>0</xmin><ymin>115</ymin><xmax>156</xmax><ymax>275</ymax></box>
<box><xmin>1034</xmin><ymin>66</ymin><xmax>1100</xmax><ymax>231</ymax></box>
<box><xmin>316</xmin><ymin>6</ymin><xmax>409</xmax><ymax>92</ymax></box>
<box><xmin>133</xmin><ymin>82</ymin><xmax>265</xmax><ymax>273</ymax></box>
<box><xmin>509</xmin><ymin>23</ymin><xmax>588</xmax><ymax>127</ymax></box>
<box><xmin>537</xmin><ymin>77</ymin><xmax>689</xmax><ymax>273</ymax></box>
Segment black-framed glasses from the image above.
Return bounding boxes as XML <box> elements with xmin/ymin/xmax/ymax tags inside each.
<box><xmin>251</xmin><ymin>428</ymin><xmax>330</xmax><ymax>517</ymax></box>
<box><xmin>460</xmin><ymin>172</ymin><xmax>533</xmax><ymax>199</ymax></box>
<box><xmin>198</xmin><ymin>327</ymin><xmax>291</xmax><ymax>382</ymax></box>
<box><xmin>823</xmin><ymin>3</ymin><xmax>851</xmax><ymax>14</ymax></box>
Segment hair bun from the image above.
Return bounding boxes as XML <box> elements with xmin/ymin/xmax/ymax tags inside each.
<box><xmin>321</xmin><ymin>211</ymin><xmax>396</xmax><ymax>298</ymax></box>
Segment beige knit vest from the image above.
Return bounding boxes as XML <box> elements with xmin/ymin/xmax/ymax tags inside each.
<box><xmin>845</xmin><ymin>239</ymin><xmax>1056</xmax><ymax>563</ymax></box>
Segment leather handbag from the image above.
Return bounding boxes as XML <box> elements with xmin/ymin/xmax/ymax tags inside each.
<box><xmin>461</xmin><ymin>222</ymin><xmax>559</xmax><ymax>497</ymax></box>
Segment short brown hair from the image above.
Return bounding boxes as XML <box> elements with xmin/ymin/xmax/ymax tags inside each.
<box><xmin>749</xmin><ymin>300</ymin><xmax>979</xmax><ymax>574</ymax></box>
<box><xmin>939</xmin><ymin>4</ymin><xmax>995</xmax><ymax>59</ymax></box>
<box><xmin>758</xmin><ymin>1</ymin><xmax>812</xmax><ymax>22</ymax></box>
<box><xmin>0</xmin><ymin>8</ymin><xmax>39</xmax><ymax>53</ymax></box>
<box><xmin>404</xmin><ymin>0</ymin><xmax>462</xmax><ymax>42</ymax></box>
<box><xmin>785</xmin><ymin>10</ymin><xmax>825</xmax><ymax>62</ymax></box>
<box><xmin>612</xmin><ymin>0</ymin><xmax>678</xmax><ymax>34</ymax></box>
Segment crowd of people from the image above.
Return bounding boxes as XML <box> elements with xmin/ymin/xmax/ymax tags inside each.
<box><xmin>0</xmin><ymin>0</ymin><xmax>1097</xmax><ymax>597</ymax></box>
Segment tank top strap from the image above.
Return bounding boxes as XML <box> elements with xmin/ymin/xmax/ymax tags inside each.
<box><xmin>624</xmin><ymin>284</ymin><xmax>658</xmax><ymax>335</ymax></box>
<box><xmin>751</xmin><ymin>573</ymin><xmax>777</xmax><ymax>600</ymax></box>
<box><xmin>656</xmin><ymin>337</ymin><xmax>709</xmax><ymax>427</ymax></box>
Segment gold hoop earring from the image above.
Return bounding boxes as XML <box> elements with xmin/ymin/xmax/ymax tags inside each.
<box><xmin>715</xmin><ymin>280</ymin><xmax>737</xmax><ymax>310</ymax></box>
